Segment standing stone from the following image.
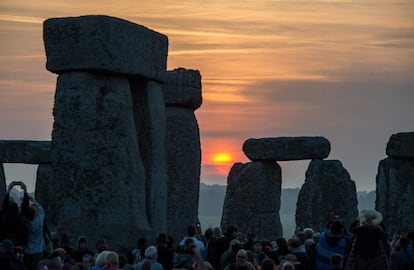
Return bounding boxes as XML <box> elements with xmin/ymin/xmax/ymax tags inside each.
<box><xmin>51</xmin><ymin>72</ymin><xmax>150</xmax><ymax>250</ymax></box>
<box><xmin>386</xmin><ymin>132</ymin><xmax>414</xmax><ymax>158</ymax></box>
<box><xmin>163</xmin><ymin>68</ymin><xmax>202</xmax><ymax>242</ymax></box>
<box><xmin>0</xmin><ymin>140</ymin><xmax>51</xmax><ymax>164</ymax></box>
<box><xmin>296</xmin><ymin>159</ymin><xmax>358</xmax><ymax>231</ymax></box>
<box><xmin>130</xmin><ymin>78</ymin><xmax>168</xmax><ymax>238</ymax></box>
<box><xmin>376</xmin><ymin>132</ymin><xmax>414</xmax><ymax>235</ymax></box>
<box><xmin>243</xmin><ymin>137</ymin><xmax>330</xmax><ymax>161</ymax></box>
<box><xmin>43</xmin><ymin>15</ymin><xmax>168</xmax><ymax>82</ymax></box>
<box><xmin>0</xmin><ymin>163</ymin><xmax>5</xmax><ymax>202</ymax></box>
<box><xmin>35</xmin><ymin>164</ymin><xmax>55</xmax><ymax>225</ymax></box>
<box><xmin>221</xmin><ymin>161</ymin><xmax>283</xmax><ymax>240</ymax></box>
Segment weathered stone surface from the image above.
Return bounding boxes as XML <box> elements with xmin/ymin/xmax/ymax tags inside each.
<box><xmin>386</xmin><ymin>132</ymin><xmax>414</xmax><ymax>158</ymax></box>
<box><xmin>163</xmin><ymin>68</ymin><xmax>202</xmax><ymax>110</ymax></box>
<box><xmin>130</xmin><ymin>78</ymin><xmax>168</xmax><ymax>238</ymax></box>
<box><xmin>243</xmin><ymin>137</ymin><xmax>330</xmax><ymax>161</ymax></box>
<box><xmin>0</xmin><ymin>163</ymin><xmax>5</xmax><ymax>202</ymax></box>
<box><xmin>296</xmin><ymin>159</ymin><xmax>358</xmax><ymax>231</ymax></box>
<box><xmin>0</xmin><ymin>140</ymin><xmax>51</xmax><ymax>164</ymax></box>
<box><xmin>44</xmin><ymin>15</ymin><xmax>168</xmax><ymax>82</ymax></box>
<box><xmin>376</xmin><ymin>157</ymin><xmax>414</xmax><ymax>235</ymax></box>
<box><xmin>165</xmin><ymin>107</ymin><xmax>201</xmax><ymax>242</ymax></box>
<box><xmin>221</xmin><ymin>161</ymin><xmax>283</xmax><ymax>240</ymax></box>
<box><xmin>34</xmin><ymin>164</ymin><xmax>56</xmax><ymax>225</ymax></box>
<box><xmin>51</xmin><ymin>72</ymin><xmax>150</xmax><ymax>250</ymax></box>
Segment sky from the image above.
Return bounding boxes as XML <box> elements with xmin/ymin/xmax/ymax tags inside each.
<box><xmin>0</xmin><ymin>0</ymin><xmax>413</xmax><ymax>192</ymax></box>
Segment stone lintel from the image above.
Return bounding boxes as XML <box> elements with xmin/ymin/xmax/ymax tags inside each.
<box><xmin>386</xmin><ymin>132</ymin><xmax>414</xmax><ymax>158</ymax></box>
<box><xmin>243</xmin><ymin>136</ymin><xmax>330</xmax><ymax>161</ymax></box>
<box><xmin>44</xmin><ymin>15</ymin><xmax>168</xmax><ymax>82</ymax></box>
<box><xmin>0</xmin><ymin>140</ymin><xmax>51</xmax><ymax>164</ymax></box>
<box><xmin>163</xmin><ymin>68</ymin><xmax>202</xmax><ymax>110</ymax></box>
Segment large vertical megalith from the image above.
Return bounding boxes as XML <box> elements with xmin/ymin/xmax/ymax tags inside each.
<box><xmin>221</xmin><ymin>161</ymin><xmax>283</xmax><ymax>240</ymax></box>
<box><xmin>376</xmin><ymin>132</ymin><xmax>414</xmax><ymax>235</ymax></box>
<box><xmin>296</xmin><ymin>159</ymin><xmax>358</xmax><ymax>231</ymax></box>
<box><xmin>44</xmin><ymin>15</ymin><xmax>168</xmax><ymax>250</ymax></box>
<box><xmin>130</xmin><ymin>79</ymin><xmax>168</xmax><ymax>237</ymax></box>
<box><xmin>163</xmin><ymin>68</ymin><xmax>202</xmax><ymax>241</ymax></box>
<box><xmin>51</xmin><ymin>72</ymin><xmax>151</xmax><ymax>248</ymax></box>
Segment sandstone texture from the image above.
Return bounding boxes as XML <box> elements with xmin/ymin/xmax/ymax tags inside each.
<box><xmin>221</xmin><ymin>161</ymin><xmax>283</xmax><ymax>240</ymax></box>
<box><xmin>165</xmin><ymin>107</ymin><xmax>201</xmax><ymax>242</ymax></box>
<box><xmin>296</xmin><ymin>159</ymin><xmax>358</xmax><ymax>231</ymax></box>
<box><xmin>386</xmin><ymin>132</ymin><xmax>414</xmax><ymax>158</ymax></box>
<box><xmin>243</xmin><ymin>137</ymin><xmax>330</xmax><ymax>161</ymax></box>
<box><xmin>44</xmin><ymin>15</ymin><xmax>168</xmax><ymax>82</ymax></box>
<box><xmin>51</xmin><ymin>72</ymin><xmax>151</xmax><ymax>249</ymax></box>
<box><xmin>130</xmin><ymin>79</ymin><xmax>168</xmax><ymax>236</ymax></box>
<box><xmin>163</xmin><ymin>68</ymin><xmax>202</xmax><ymax>110</ymax></box>
<box><xmin>376</xmin><ymin>157</ymin><xmax>414</xmax><ymax>235</ymax></box>
<box><xmin>0</xmin><ymin>140</ymin><xmax>51</xmax><ymax>164</ymax></box>
<box><xmin>34</xmin><ymin>164</ymin><xmax>56</xmax><ymax>224</ymax></box>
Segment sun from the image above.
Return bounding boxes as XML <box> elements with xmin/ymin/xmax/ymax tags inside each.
<box><xmin>212</xmin><ymin>152</ymin><xmax>232</xmax><ymax>164</ymax></box>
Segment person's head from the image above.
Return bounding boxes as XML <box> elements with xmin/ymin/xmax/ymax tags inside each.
<box><xmin>105</xmin><ymin>251</ymin><xmax>119</xmax><ymax>266</ymax></box>
<box><xmin>95</xmin><ymin>251</ymin><xmax>110</xmax><ymax>267</ymax></box>
<box><xmin>157</xmin><ymin>233</ymin><xmax>168</xmax><ymax>246</ymax></box>
<box><xmin>82</xmin><ymin>254</ymin><xmax>93</xmax><ymax>269</ymax></box>
<box><xmin>235</xmin><ymin>249</ymin><xmax>247</xmax><ymax>265</ymax></box>
<box><xmin>78</xmin><ymin>236</ymin><xmax>88</xmax><ymax>249</ymax></box>
<box><xmin>225</xmin><ymin>225</ymin><xmax>239</xmax><ymax>238</ymax></box>
<box><xmin>330</xmin><ymin>253</ymin><xmax>343</xmax><ymax>267</ymax></box>
<box><xmin>50</xmin><ymin>247</ymin><xmax>66</xmax><ymax>260</ymax></box>
<box><xmin>280</xmin><ymin>261</ymin><xmax>296</xmax><ymax>270</ymax></box>
<box><xmin>47</xmin><ymin>256</ymin><xmax>63</xmax><ymax>270</ymax></box>
<box><xmin>96</xmin><ymin>239</ymin><xmax>108</xmax><ymax>253</ymax></box>
<box><xmin>37</xmin><ymin>259</ymin><xmax>48</xmax><ymax>270</ymax></box>
<box><xmin>187</xmin><ymin>225</ymin><xmax>197</xmax><ymax>237</ymax></box>
<box><xmin>229</xmin><ymin>239</ymin><xmax>242</xmax><ymax>253</ymax></box>
<box><xmin>0</xmin><ymin>239</ymin><xmax>14</xmax><ymax>254</ymax></box>
<box><xmin>144</xmin><ymin>245</ymin><xmax>158</xmax><ymax>259</ymax></box>
<box><xmin>295</xmin><ymin>231</ymin><xmax>306</xmax><ymax>244</ymax></box>
<box><xmin>204</xmin><ymin>228</ymin><xmax>213</xmax><ymax>241</ymax></box>
<box><xmin>329</xmin><ymin>219</ymin><xmax>345</xmax><ymax>235</ymax></box>
<box><xmin>253</xmin><ymin>240</ymin><xmax>262</xmax><ymax>253</ymax></box>
<box><xmin>287</xmin><ymin>236</ymin><xmax>301</xmax><ymax>251</ymax></box>
<box><xmin>359</xmin><ymin>209</ymin><xmax>383</xmax><ymax>226</ymax></box>
<box><xmin>303</xmin><ymin>228</ymin><xmax>314</xmax><ymax>239</ymax></box>
<box><xmin>213</xmin><ymin>227</ymin><xmax>222</xmax><ymax>238</ymax></box>
<box><xmin>261</xmin><ymin>258</ymin><xmax>274</xmax><ymax>270</ymax></box>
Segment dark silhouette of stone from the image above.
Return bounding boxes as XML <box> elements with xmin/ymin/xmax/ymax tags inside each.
<box><xmin>376</xmin><ymin>156</ymin><xmax>414</xmax><ymax>235</ymax></box>
<box><xmin>51</xmin><ymin>72</ymin><xmax>151</xmax><ymax>249</ymax></box>
<box><xmin>163</xmin><ymin>68</ymin><xmax>202</xmax><ymax>242</ymax></box>
<box><xmin>0</xmin><ymin>164</ymin><xmax>5</xmax><ymax>201</ymax></box>
<box><xmin>130</xmin><ymin>78</ymin><xmax>168</xmax><ymax>237</ymax></box>
<box><xmin>243</xmin><ymin>137</ymin><xmax>330</xmax><ymax>161</ymax></box>
<box><xmin>296</xmin><ymin>159</ymin><xmax>358</xmax><ymax>231</ymax></box>
<box><xmin>386</xmin><ymin>132</ymin><xmax>414</xmax><ymax>158</ymax></box>
<box><xmin>43</xmin><ymin>15</ymin><xmax>168</xmax><ymax>82</ymax></box>
<box><xmin>221</xmin><ymin>161</ymin><xmax>283</xmax><ymax>240</ymax></box>
<box><xmin>0</xmin><ymin>140</ymin><xmax>50</xmax><ymax>164</ymax></box>
<box><xmin>163</xmin><ymin>68</ymin><xmax>202</xmax><ymax>110</ymax></box>
<box><xmin>34</xmin><ymin>164</ymin><xmax>55</xmax><ymax>221</ymax></box>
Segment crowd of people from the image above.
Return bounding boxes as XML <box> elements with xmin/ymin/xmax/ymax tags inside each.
<box><xmin>1</xmin><ymin>181</ymin><xmax>414</xmax><ymax>270</ymax></box>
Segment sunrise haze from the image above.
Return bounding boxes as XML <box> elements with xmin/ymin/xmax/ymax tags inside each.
<box><xmin>1</xmin><ymin>0</ymin><xmax>413</xmax><ymax>192</ymax></box>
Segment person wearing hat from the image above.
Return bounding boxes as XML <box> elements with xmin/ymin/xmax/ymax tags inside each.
<box><xmin>345</xmin><ymin>209</ymin><xmax>389</xmax><ymax>270</ymax></box>
<box><xmin>135</xmin><ymin>245</ymin><xmax>163</xmax><ymax>270</ymax></box>
<box><xmin>0</xmin><ymin>239</ymin><xmax>24</xmax><ymax>270</ymax></box>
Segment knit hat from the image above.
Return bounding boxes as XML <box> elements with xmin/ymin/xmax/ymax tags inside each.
<box><xmin>359</xmin><ymin>209</ymin><xmax>383</xmax><ymax>226</ymax></box>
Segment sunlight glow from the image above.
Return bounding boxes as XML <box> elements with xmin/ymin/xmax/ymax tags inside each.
<box><xmin>212</xmin><ymin>152</ymin><xmax>233</xmax><ymax>164</ymax></box>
